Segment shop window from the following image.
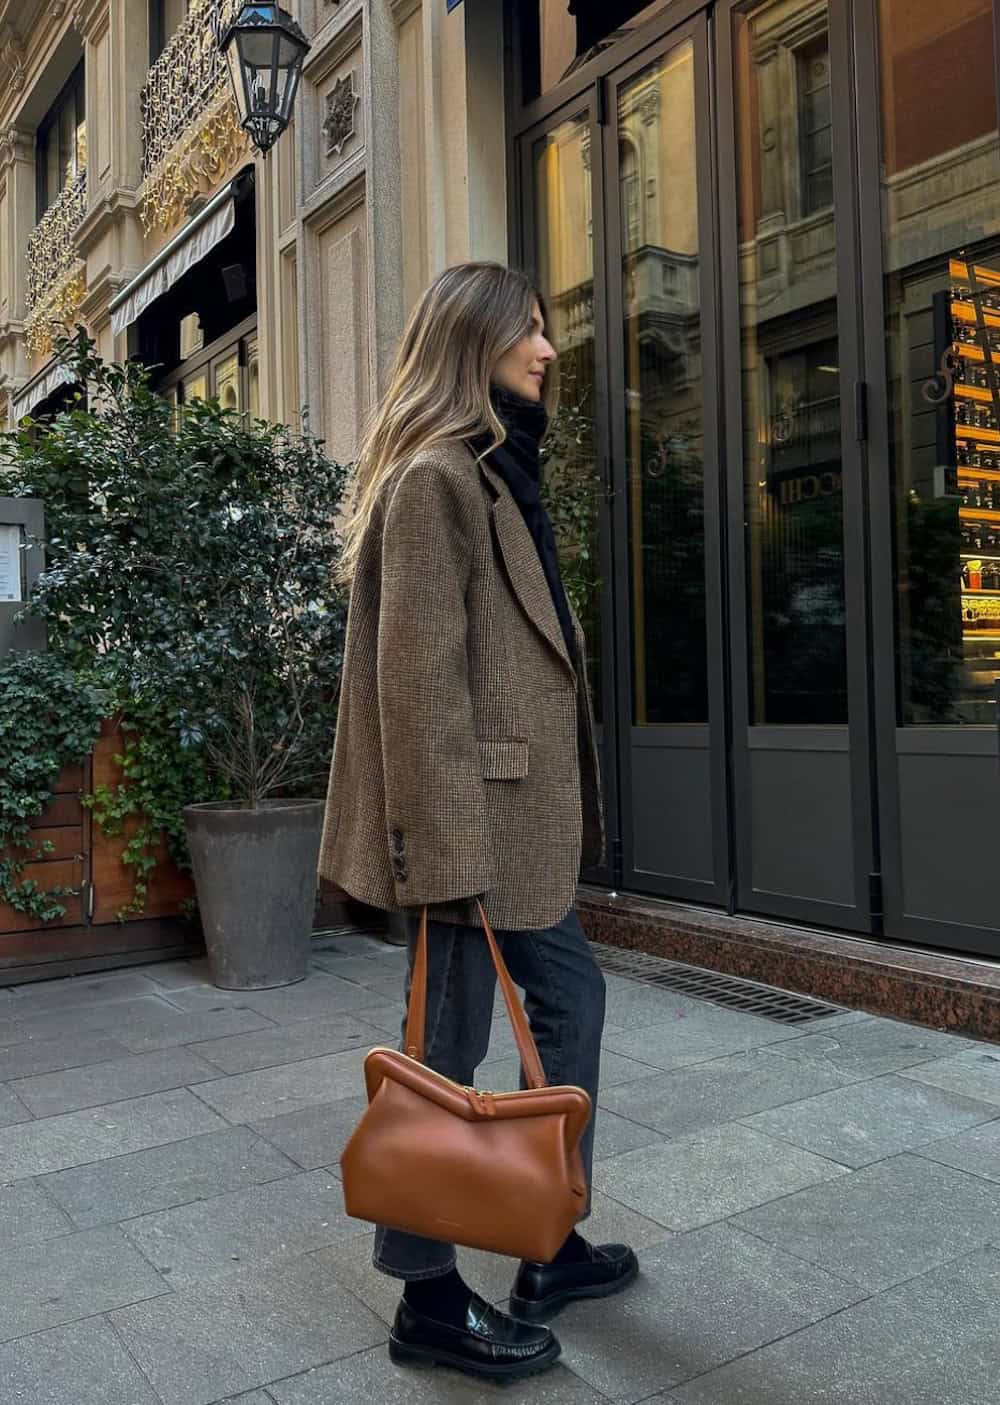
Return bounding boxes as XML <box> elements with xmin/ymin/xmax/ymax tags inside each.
<box><xmin>878</xmin><ymin>0</ymin><xmax>1000</xmax><ymax>725</ymax></box>
<box><xmin>35</xmin><ymin>64</ymin><xmax>86</xmax><ymax>219</ymax></box>
<box><xmin>797</xmin><ymin>36</ymin><xmax>833</xmax><ymax>216</ymax></box>
<box><xmin>520</xmin><ymin>0</ymin><xmax>672</xmax><ymax>99</ymax></box>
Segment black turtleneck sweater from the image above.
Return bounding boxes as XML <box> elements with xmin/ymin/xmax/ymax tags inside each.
<box><xmin>471</xmin><ymin>386</ymin><xmax>577</xmax><ymax>666</ymax></box>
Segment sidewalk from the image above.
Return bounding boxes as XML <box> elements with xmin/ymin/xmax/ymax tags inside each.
<box><xmin>1</xmin><ymin>930</ymin><xmax>999</xmax><ymax>1405</ymax></box>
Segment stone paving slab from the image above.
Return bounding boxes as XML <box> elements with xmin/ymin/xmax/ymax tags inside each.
<box><xmin>191</xmin><ymin>1048</ymin><xmax>369</xmax><ymax>1124</ymax></box>
<box><xmin>189</xmin><ymin>1013</ymin><xmax>375</xmax><ymax>1075</ymax></box>
<box><xmin>120</xmin><ymin>1166</ymin><xmax>360</xmax><ymax>1289</ymax></box>
<box><xmin>0</xmin><ymin>1177</ymin><xmax>73</xmax><ymax>1245</ymax></box>
<box><xmin>7</xmin><ymin>1045</ymin><xmax>223</xmax><ymax>1117</ymax></box>
<box><xmin>594</xmin><ymin>1123</ymin><xmax>848</xmax><ymax>1231</ymax></box>
<box><xmin>166</xmin><ymin>974</ymin><xmax>392</xmax><ymax>1024</ymax></box>
<box><xmin>663</xmin><ymin>1245</ymin><xmax>1000</xmax><ymax>1405</ymax></box>
<box><xmin>741</xmin><ymin>1071</ymin><xmax>999</xmax><ymax>1167</ymax></box>
<box><xmin>249</xmin><ymin>1093</ymin><xmax>369</xmax><ymax>1171</ymax></box>
<box><xmin>766</xmin><ymin>1017</ymin><xmax>976</xmax><ymax>1079</ymax></box>
<box><xmin>5</xmin><ymin>995</ymin><xmax>192</xmax><ymax>1043</ymax></box>
<box><xmin>0</xmin><ymin>1088</ymin><xmax>228</xmax><ymax>1182</ymax></box>
<box><xmin>599</xmin><ymin>1048</ymin><xmax>856</xmax><ymax>1140</ymax></box>
<box><xmin>0</xmin><ymin>1223</ymin><xmax>167</xmax><ymax>1341</ymax></box>
<box><xmin>0</xmin><ymin>1317</ymin><xmax>162</xmax><ymax>1405</ymax></box>
<box><xmin>110</xmin><ymin>1252</ymin><xmax>386</xmax><ymax>1405</ymax></box>
<box><xmin>0</xmin><ymin>1030</ymin><xmax>129</xmax><ymax>1082</ymax></box>
<box><xmin>7</xmin><ymin>970</ymin><xmax>168</xmax><ymax>1014</ymax></box>
<box><xmin>0</xmin><ymin>1081</ymin><xmax>32</xmax><ymax>1126</ymax></box>
<box><xmin>899</xmin><ymin>1043</ymin><xmax>1000</xmax><ymax>1105</ymax></box>
<box><xmin>915</xmin><ymin>1116</ymin><xmax>1000</xmax><ymax>1184</ymax></box>
<box><xmin>554</xmin><ymin>1226</ymin><xmax>867</xmax><ymax>1402</ymax></box>
<box><xmin>729</xmin><ymin>1152</ymin><xmax>1000</xmax><ymax>1291</ymax></box>
<box><xmin>602</xmin><ymin>1008</ymin><xmax>800</xmax><ymax>1071</ymax></box>
<box><xmin>40</xmin><ymin>1126</ymin><xmax>299</xmax><ymax>1228</ymax></box>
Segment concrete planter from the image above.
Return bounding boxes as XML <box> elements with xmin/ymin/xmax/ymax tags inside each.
<box><xmin>183</xmin><ymin>799</ymin><xmax>324</xmax><ymax>990</ymax></box>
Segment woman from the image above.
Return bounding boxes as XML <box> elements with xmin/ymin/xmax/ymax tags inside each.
<box><xmin>320</xmin><ymin>262</ymin><xmax>638</xmax><ymax>1381</ymax></box>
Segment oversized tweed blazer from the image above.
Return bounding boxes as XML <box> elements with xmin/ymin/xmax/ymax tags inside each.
<box><xmin>318</xmin><ymin>437</ymin><xmax>604</xmax><ymax>930</ymax></box>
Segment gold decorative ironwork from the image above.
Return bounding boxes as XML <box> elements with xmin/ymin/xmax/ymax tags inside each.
<box><xmin>26</xmin><ymin>169</ymin><xmax>87</xmax><ymax>357</ymax></box>
<box><xmin>139</xmin><ymin>0</ymin><xmax>251</xmax><ymax>233</ymax></box>
<box><xmin>141</xmin><ymin>90</ymin><xmax>250</xmax><ymax>233</ymax></box>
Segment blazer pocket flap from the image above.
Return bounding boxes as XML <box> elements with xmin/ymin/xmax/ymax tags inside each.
<box><xmin>479</xmin><ymin>739</ymin><xmax>529</xmax><ymax>780</ymax></box>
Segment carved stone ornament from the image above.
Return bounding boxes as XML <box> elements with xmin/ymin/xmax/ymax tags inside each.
<box><xmin>323</xmin><ymin>72</ymin><xmax>360</xmax><ymax>158</ymax></box>
<box><xmin>0</xmin><ymin>24</ymin><xmax>26</xmax><ymax>91</ymax></box>
<box><xmin>638</xmin><ymin>88</ymin><xmax>661</xmax><ymax>126</ymax></box>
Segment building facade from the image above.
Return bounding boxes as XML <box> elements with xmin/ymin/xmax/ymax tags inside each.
<box><xmin>5</xmin><ymin>0</ymin><xmax>1000</xmax><ymax>963</ymax></box>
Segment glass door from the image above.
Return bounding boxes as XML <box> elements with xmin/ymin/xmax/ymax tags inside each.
<box><xmin>604</xmin><ymin>16</ymin><xmax>731</xmax><ymax>902</ymax></box>
<box><xmin>860</xmin><ymin>0</ymin><xmax>1000</xmax><ymax>955</ymax></box>
<box><xmin>719</xmin><ymin>0</ymin><xmax>876</xmax><ymax>930</ymax></box>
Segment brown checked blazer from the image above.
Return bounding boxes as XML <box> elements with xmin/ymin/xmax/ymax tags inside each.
<box><xmin>318</xmin><ymin>437</ymin><xmax>604</xmax><ymax>930</ymax></box>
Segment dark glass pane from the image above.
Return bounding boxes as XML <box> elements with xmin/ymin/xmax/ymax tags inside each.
<box><xmin>735</xmin><ymin>1</ymin><xmax>848</xmax><ymax>724</ymax></box>
<box><xmin>619</xmin><ymin>42</ymin><xmax>707</xmax><ymax>725</ymax></box>
<box><xmin>879</xmin><ymin>0</ymin><xmax>1000</xmax><ymax>724</ymax></box>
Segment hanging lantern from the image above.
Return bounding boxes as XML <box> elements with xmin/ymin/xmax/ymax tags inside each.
<box><xmin>218</xmin><ymin>3</ymin><xmax>311</xmax><ymax>156</ymax></box>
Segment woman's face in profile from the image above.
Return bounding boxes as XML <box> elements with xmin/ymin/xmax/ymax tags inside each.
<box><xmin>492</xmin><ymin>301</ymin><xmax>557</xmax><ymax>403</ymax></box>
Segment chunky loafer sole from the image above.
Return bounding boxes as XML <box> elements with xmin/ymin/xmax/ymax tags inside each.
<box><xmin>510</xmin><ymin>1251</ymin><xmax>640</xmax><ymax>1322</ymax></box>
<box><xmin>388</xmin><ymin>1331</ymin><xmax>562</xmax><ymax>1379</ymax></box>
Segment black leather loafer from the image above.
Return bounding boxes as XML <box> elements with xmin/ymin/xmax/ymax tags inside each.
<box><xmin>509</xmin><ymin>1242</ymin><xmax>639</xmax><ymax>1322</ymax></box>
<box><xmin>388</xmin><ymin>1294</ymin><xmax>561</xmax><ymax>1380</ymax></box>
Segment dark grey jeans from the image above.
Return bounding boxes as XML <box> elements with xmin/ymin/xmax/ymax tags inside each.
<box><xmin>372</xmin><ymin>905</ymin><xmax>606</xmax><ymax>1280</ymax></box>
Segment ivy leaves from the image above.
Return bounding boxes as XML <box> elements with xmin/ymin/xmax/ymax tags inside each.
<box><xmin>0</xmin><ymin>652</ymin><xmax>105</xmax><ymax>921</ymax></box>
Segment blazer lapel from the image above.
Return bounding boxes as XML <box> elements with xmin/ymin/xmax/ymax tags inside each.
<box><xmin>479</xmin><ymin>459</ymin><xmax>576</xmax><ymax>677</ymax></box>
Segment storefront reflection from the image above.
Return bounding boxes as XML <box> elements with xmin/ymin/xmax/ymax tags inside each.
<box><xmin>734</xmin><ymin>0</ymin><xmax>848</xmax><ymax>726</ymax></box>
<box><xmin>880</xmin><ymin>0</ymin><xmax>1000</xmax><ymax>725</ymax></box>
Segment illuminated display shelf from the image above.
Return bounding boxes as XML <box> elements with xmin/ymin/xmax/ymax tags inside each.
<box><xmin>960</xmin><ymin>506</ymin><xmax>1000</xmax><ymax>522</ymax></box>
<box><xmin>956</xmin><ymin>425</ymin><xmax>1000</xmax><ymax>445</ymax></box>
<box><xmin>958</xmin><ymin>467</ymin><xmax>1000</xmax><ymax>483</ymax></box>
<box><xmin>952</xmin><ymin>300</ymin><xmax>1000</xmax><ymax>330</ymax></box>
<box><xmin>963</xmin><ymin>589</ymin><xmax>1000</xmax><ymax>598</ymax></box>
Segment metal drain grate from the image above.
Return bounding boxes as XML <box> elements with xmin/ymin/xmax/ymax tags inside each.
<box><xmin>591</xmin><ymin>943</ymin><xmax>844</xmax><ymax>1026</ymax></box>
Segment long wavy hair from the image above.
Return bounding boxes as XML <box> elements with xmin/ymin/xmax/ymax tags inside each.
<box><xmin>337</xmin><ymin>262</ymin><xmax>556</xmax><ymax>585</ymax></box>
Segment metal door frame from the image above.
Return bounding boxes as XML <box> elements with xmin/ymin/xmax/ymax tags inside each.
<box><xmin>514</xmin><ymin>85</ymin><xmax>619</xmax><ymax>889</ymax></box>
<box><xmin>602</xmin><ymin>11</ymin><xmax>732</xmax><ymax>904</ymax></box>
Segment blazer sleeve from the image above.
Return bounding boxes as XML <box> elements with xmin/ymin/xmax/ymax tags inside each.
<box><xmin>376</xmin><ymin>460</ymin><xmax>495</xmax><ymax>907</ymax></box>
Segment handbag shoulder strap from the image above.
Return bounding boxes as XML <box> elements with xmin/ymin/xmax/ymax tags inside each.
<box><xmin>404</xmin><ymin>900</ymin><xmax>548</xmax><ymax>1090</ymax></box>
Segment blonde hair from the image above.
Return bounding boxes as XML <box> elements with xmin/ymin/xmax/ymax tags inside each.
<box><xmin>337</xmin><ymin>262</ymin><xmax>555</xmax><ymax>584</ymax></box>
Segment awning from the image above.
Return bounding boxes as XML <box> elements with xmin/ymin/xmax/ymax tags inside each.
<box><xmin>10</xmin><ymin>357</ymin><xmax>75</xmax><ymax>421</ymax></box>
<box><xmin>108</xmin><ymin>180</ymin><xmax>238</xmax><ymax>339</ymax></box>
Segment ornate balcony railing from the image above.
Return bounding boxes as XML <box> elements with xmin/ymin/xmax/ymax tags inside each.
<box><xmin>140</xmin><ymin>0</ymin><xmax>246</xmax><ymax>234</ymax></box>
<box><xmin>25</xmin><ymin>168</ymin><xmax>87</xmax><ymax>357</ymax></box>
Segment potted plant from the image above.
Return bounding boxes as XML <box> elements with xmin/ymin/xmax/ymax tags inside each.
<box><xmin>1</xmin><ymin>333</ymin><xmax>349</xmax><ymax>987</ymax></box>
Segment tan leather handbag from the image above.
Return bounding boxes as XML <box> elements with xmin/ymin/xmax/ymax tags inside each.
<box><xmin>340</xmin><ymin>900</ymin><xmax>592</xmax><ymax>1262</ymax></box>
